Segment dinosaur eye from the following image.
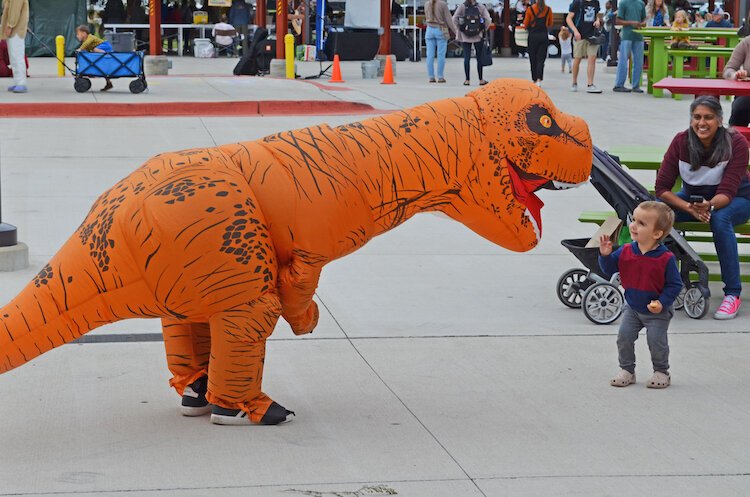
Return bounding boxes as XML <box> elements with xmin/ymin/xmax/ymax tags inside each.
<box><xmin>526</xmin><ymin>104</ymin><xmax>562</xmax><ymax>137</ymax></box>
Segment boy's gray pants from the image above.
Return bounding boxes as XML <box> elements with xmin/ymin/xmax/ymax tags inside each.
<box><xmin>617</xmin><ymin>304</ymin><xmax>672</xmax><ymax>374</ymax></box>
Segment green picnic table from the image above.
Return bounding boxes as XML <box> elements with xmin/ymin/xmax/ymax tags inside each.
<box><xmin>634</xmin><ymin>27</ymin><xmax>741</xmax><ymax>97</ymax></box>
<box><xmin>667</xmin><ymin>45</ymin><xmax>737</xmax><ymax>100</ymax></box>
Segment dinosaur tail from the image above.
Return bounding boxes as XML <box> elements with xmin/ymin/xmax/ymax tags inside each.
<box><xmin>0</xmin><ymin>230</ymin><xmax>152</xmax><ymax>375</ymax></box>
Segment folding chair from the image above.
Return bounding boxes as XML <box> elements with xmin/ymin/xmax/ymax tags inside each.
<box><xmin>213</xmin><ymin>28</ymin><xmax>241</xmax><ymax>57</ymax></box>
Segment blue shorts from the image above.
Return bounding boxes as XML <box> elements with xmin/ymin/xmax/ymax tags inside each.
<box><xmin>96</xmin><ymin>41</ymin><xmax>113</xmax><ymax>52</ymax></box>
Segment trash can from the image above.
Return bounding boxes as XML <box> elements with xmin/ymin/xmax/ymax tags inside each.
<box><xmin>193</xmin><ymin>38</ymin><xmax>214</xmax><ymax>58</ymax></box>
<box><xmin>104</xmin><ymin>32</ymin><xmax>135</xmax><ymax>52</ymax></box>
<box><xmin>361</xmin><ymin>60</ymin><xmax>379</xmax><ymax>79</ymax></box>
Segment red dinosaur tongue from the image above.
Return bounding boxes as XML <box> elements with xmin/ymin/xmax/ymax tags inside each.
<box><xmin>505</xmin><ymin>161</ymin><xmax>545</xmax><ymax>237</ymax></box>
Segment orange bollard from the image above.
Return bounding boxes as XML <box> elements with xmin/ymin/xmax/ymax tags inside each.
<box><xmin>329</xmin><ymin>54</ymin><xmax>345</xmax><ymax>83</ymax></box>
<box><xmin>381</xmin><ymin>55</ymin><xmax>395</xmax><ymax>85</ymax></box>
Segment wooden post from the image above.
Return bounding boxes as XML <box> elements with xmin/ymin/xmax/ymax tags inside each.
<box><xmin>379</xmin><ymin>0</ymin><xmax>391</xmax><ymax>55</ymax></box>
<box><xmin>256</xmin><ymin>0</ymin><xmax>267</xmax><ymax>27</ymax></box>
<box><xmin>149</xmin><ymin>0</ymin><xmax>162</xmax><ymax>56</ymax></box>
<box><xmin>277</xmin><ymin>0</ymin><xmax>289</xmax><ymax>59</ymax></box>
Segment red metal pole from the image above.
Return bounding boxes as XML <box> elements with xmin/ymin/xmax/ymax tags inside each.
<box><xmin>379</xmin><ymin>0</ymin><xmax>391</xmax><ymax>55</ymax></box>
<box><xmin>276</xmin><ymin>0</ymin><xmax>289</xmax><ymax>58</ymax></box>
<box><xmin>149</xmin><ymin>0</ymin><xmax>162</xmax><ymax>56</ymax></box>
<box><xmin>256</xmin><ymin>0</ymin><xmax>267</xmax><ymax>28</ymax></box>
<box><xmin>503</xmin><ymin>0</ymin><xmax>510</xmax><ymax>50</ymax></box>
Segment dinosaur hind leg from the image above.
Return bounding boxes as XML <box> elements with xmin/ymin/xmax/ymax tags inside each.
<box><xmin>162</xmin><ymin>318</ymin><xmax>211</xmax><ymax>395</ymax></box>
<box><xmin>206</xmin><ymin>293</ymin><xmax>284</xmax><ymax>424</ymax></box>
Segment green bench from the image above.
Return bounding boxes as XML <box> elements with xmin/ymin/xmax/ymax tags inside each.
<box><xmin>580</xmin><ymin>147</ymin><xmax>750</xmax><ymax>282</ymax></box>
<box><xmin>666</xmin><ymin>46</ymin><xmax>736</xmax><ymax>100</ymax></box>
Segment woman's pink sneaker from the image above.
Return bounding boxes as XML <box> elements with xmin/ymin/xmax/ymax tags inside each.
<box><xmin>714</xmin><ymin>295</ymin><xmax>741</xmax><ymax>320</ymax></box>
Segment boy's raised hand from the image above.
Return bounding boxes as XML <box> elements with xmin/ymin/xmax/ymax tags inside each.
<box><xmin>599</xmin><ymin>234</ymin><xmax>613</xmax><ymax>256</ymax></box>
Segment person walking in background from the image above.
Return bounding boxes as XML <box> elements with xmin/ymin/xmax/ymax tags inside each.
<box><xmin>559</xmin><ymin>26</ymin><xmax>573</xmax><ymax>73</ymax></box>
<box><xmin>0</xmin><ymin>0</ymin><xmax>28</xmax><ymax>93</ymax></box>
<box><xmin>656</xmin><ymin>96</ymin><xmax>750</xmax><ymax>320</ymax></box>
<box><xmin>599</xmin><ymin>201</ymin><xmax>682</xmax><ymax>389</ymax></box>
<box><xmin>424</xmin><ymin>0</ymin><xmax>457</xmax><ymax>83</ymax></box>
<box><xmin>521</xmin><ymin>0</ymin><xmax>552</xmax><ymax>86</ymax></box>
<box><xmin>613</xmin><ymin>0</ymin><xmax>646</xmax><ymax>93</ymax></box>
<box><xmin>229</xmin><ymin>0</ymin><xmax>251</xmax><ymax>56</ymax></box>
<box><xmin>566</xmin><ymin>0</ymin><xmax>603</xmax><ymax>93</ymax></box>
<box><xmin>646</xmin><ymin>0</ymin><xmax>671</xmax><ymax>26</ymax></box>
<box><xmin>453</xmin><ymin>0</ymin><xmax>492</xmax><ymax>86</ymax></box>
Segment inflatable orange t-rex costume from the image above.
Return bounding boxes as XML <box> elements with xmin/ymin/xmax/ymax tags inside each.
<box><xmin>0</xmin><ymin>80</ymin><xmax>592</xmax><ymax>424</ymax></box>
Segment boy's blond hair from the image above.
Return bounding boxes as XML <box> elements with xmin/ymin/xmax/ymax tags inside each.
<box><xmin>76</xmin><ymin>24</ymin><xmax>91</xmax><ymax>35</ymax></box>
<box><xmin>637</xmin><ymin>201</ymin><xmax>674</xmax><ymax>241</ymax></box>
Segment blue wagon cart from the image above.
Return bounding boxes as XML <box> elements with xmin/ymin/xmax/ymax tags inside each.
<box><xmin>74</xmin><ymin>51</ymin><xmax>147</xmax><ymax>94</ymax></box>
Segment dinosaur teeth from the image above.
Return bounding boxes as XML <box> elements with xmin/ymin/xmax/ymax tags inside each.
<box><xmin>550</xmin><ymin>180</ymin><xmax>583</xmax><ymax>190</ymax></box>
<box><xmin>525</xmin><ymin>208</ymin><xmax>541</xmax><ymax>241</ymax></box>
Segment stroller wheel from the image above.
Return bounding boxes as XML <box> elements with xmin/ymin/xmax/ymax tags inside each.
<box><xmin>74</xmin><ymin>77</ymin><xmax>91</xmax><ymax>93</ymax></box>
<box><xmin>673</xmin><ymin>286</ymin><xmax>687</xmax><ymax>310</ymax></box>
<box><xmin>683</xmin><ymin>284</ymin><xmax>709</xmax><ymax>319</ymax></box>
<box><xmin>582</xmin><ymin>282</ymin><xmax>623</xmax><ymax>325</ymax></box>
<box><xmin>556</xmin><ymin>268</ymin><xmax>591</xmax><ymax>308</ymax></box>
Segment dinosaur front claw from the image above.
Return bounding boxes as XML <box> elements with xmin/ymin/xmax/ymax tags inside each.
<box><xmin>285</xmin><ymin>301</ymin><xmax>319</xmax><ymax>335</ymax></box>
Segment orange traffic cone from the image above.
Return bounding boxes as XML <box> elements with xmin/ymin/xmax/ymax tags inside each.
<box><xmin>381</xmin><ymin>55</ymin><xmax>395</xmax><ymax>85</ymax></box>
<box><xmin>330</xmin><ymin>54</ymin><xmax>345</xmax><ymax>83</ymax></box>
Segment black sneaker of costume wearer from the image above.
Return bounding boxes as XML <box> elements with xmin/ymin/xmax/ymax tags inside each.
<box><xmin>181</xmin><ymin>376</ymin><xmax>211</xmax><ymax>416</ymax></box>
<box><xmin>211</xmin><ymin>402</ymin><xmax>296</xmax><ymax>426</ymax></box>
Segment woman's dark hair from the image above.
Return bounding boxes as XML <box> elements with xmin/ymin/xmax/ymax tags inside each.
<box><xmin>537</xmin><ymin>0</ymin><xmax>547</xmax><ymax>12</ymax></box>
<box><xmin>687</xmin><ymin>95</ymin><xmax>733</xmax><ymax>170</ymax></box>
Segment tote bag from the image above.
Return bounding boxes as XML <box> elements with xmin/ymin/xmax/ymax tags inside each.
<box><xmin>514</xmin><ymin>27</ymin><xmax>528</xmax><ymax>47</ymax></box>
<box><xmin>479</xmin><ymin>39</ymin><xmax>493</xmax><ymax>66</ymax></box>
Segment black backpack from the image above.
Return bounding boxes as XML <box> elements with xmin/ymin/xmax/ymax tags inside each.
<box><xmin>461</xmin><ymin>4</ymin><xmax>484</xmax><ymax>37</ymax></box>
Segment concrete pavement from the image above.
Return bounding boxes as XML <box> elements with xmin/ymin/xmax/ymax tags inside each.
<box><xmin>0</xmin><ymin>54</ymin><xmax>748</xmax><ymax>497</ymax></box>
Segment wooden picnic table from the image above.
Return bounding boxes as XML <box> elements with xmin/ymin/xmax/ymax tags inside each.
<box><xmin>634</xmin><ymin>27</ymin><xmax>741</xmax><ymax>97</ymax></box>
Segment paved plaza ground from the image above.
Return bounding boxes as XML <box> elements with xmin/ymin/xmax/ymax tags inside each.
<box><xmin>0</xmin><ymin>54</ymin><xmax>748</xmax><ymax>496</ymax></box>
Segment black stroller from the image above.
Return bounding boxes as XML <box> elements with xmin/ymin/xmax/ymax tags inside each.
<box><xmin>557</xmin><ymin>147</ymin><xmax>711</xmax><ymax>324</ymax></box>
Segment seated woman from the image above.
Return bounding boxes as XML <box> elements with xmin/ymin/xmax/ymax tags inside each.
<box><xmin>723</xmin><ymin>35</ymin><xmax>750</xmax><ymax>127</ymax></box>
<box><xmin>656</xmin><ymin>96</ymin><xmax>750</xmax><ymax>320</ymax></box>
<box><xmin>212</xmin><ymin>14</ymin><xmax>238</xmax><ymax>56</ymax></box>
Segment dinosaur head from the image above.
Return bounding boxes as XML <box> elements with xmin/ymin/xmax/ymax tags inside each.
<box><xmin>446</xmin><ymin>79</ymin><xmax>592</xmax><ymax>252</ymax></box>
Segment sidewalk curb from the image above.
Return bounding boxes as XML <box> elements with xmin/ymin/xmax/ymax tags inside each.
<box><xmin>0</xmin><ymin>100</ymin><xmax>381</xmax><ymax>118</ymax></box>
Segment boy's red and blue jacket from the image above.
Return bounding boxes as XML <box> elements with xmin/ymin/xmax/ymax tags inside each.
<box><xmin>598</xmin><ymin>242</ymin><xmax>683</xmax><ymax>314</ymax></box>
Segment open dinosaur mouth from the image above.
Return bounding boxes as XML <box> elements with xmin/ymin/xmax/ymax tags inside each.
<box><xmin>506</xmin><ymin>162</ymin><xmax>583</xmax><ymax>240</ymax></box>
<box><xmin>506</xmin><ymin>162</ymin><xmax>545</xmax><ymax>240</ymax></box>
